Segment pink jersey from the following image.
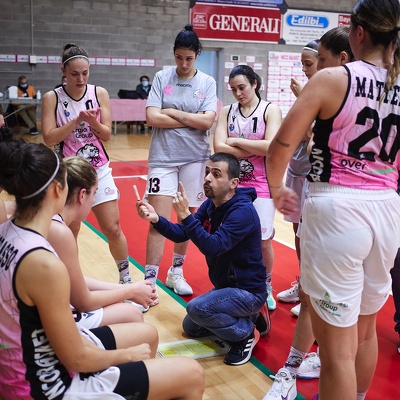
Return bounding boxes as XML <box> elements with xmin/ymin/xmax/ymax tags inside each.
<box><xmin>0</xmin><ymin>220</ymin><xmax>71</xmax><ymax>399</ymax></box>
<box><xmin>227</xmin><ymin>100</ymin><xmax>271</xmax><ymax>198</ymax></box>
<box><xmin>308</xmin><ymin>60</ymin><xmax>400</xmax><ymax>190</ymax></box>
<box><xmin>54</xmin><ymin>84</ymin><xmax>109</xmax><ymax>168</ymax></box>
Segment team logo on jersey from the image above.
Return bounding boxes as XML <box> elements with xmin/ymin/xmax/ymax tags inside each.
<box><xmin>76</xmin><ymin>144</ymin><xmax>101</xmax><ymax>166</ymax></box>
<box><xmin>239</xmin><ymin>159</ymin><xmax>256</xmax><ymax>183</ymax></box>
<box><xmin>229</xmin><ymin>124</ymin><xmax>235</xmax><ymax>131</ymax></box>
<box><xmin>194</xmin><ymin>89</ymin><xmax>205</xmax><ymax>99</ymax></box>
<box><xmin>164</xmin><ymin>86</ymin><xmax>173</xmax><ymax>95</ymax></box>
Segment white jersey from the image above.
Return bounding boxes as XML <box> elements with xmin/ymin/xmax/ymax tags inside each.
<box><xmin>147</xmin><ymin>67</ymin><xmax>217</xmax><ymax>167</ymax></box>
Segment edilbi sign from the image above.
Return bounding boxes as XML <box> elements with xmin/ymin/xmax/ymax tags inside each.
<box><xmin>190</xmin><ymin>3</ymin><xmax>282</xmax><ymax>43</ymax></box>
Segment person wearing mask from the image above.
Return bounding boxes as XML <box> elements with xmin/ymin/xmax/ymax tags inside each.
<box><xmin>136</xmin><ymin>75</ymin><xmax>152</xmax><ymax>133</ymax></box>
<box><xmin>15</xmin><ymin>75</ymin><xmax>38</xmax><ymax>134</ymax></box>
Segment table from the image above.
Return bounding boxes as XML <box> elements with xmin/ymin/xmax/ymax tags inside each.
<box><xmin>0</xmin><ymin>98</ymin><xmax>41</xmax><ymax>119</ymax></box>
<box><xmin>109</xmin><ymin>98</ymin><xmax>224</xmax><ymax>134</ymax></box>
<box><xmin>110</xmin><ymin>99</ymin><xmax>147</xmax><ymax>134</ymax></box>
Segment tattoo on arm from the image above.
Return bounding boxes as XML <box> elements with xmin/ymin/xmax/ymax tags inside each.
<box><xmin>275</xmin><ymin>137</ymin><xmax>290</xmax><ymax>148</ymax></box>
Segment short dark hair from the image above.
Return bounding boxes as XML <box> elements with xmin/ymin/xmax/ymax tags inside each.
<box><xmin>209</xmin><ymin>153</ymin><xmax>240</xmax><ymax>180</ymax></box>
<box><xmin>140</xmin><ymin>75</ymin><xmax>149</xmax><ymax>81</ymax></box>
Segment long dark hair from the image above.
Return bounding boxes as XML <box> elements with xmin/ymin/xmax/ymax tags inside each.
<box><xmin>229</xmin><ymin>65</ymin><xmax>262</xmax><ymax>100</ymax></box>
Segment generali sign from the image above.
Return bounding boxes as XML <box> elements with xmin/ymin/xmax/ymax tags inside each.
<box><xmin>190</xmin><ymin>3</ymin><xmax>282</xmax><ymax>43</ymax></box>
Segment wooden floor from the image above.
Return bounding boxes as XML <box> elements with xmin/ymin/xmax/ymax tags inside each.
<box><xmin>8</xmin><ymin>125</ymin><xmax>297</xmax><ymax>400</ymax></box>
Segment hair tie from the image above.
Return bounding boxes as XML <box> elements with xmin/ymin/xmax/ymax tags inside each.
<box><xmin>63</xmin><ymin>55</ymin><xmax>89</xmax><ymax>66</ymax></box>
<box><xmin>21</xmin><ymin>153</ymin><xmax>60</xmax><ymax>199</ymax></box>
<box><xmin>393</xmin><ymin>26</ymin><xmax>400</xmax><ymax>34</ymax></box>
<box><xmin>303</xmin><ymin>46</ymin><xmax>318</xmax><ymax>53</ymax></box>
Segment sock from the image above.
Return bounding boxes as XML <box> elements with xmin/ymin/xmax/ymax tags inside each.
<box><xmin>144</xmin><ymin>264</ymin><xmax>159</xmax><ymax>287</ymax></box>
<box><xmin>116</xmin><ymin>259</ymin><xmax>130</xmax><ymax>279</ymax></box>
<box><xmin>171</xmin><ymin>253</ymin><xmax>186</xmax><ymax>274</ymax></box>
<box><xmin>284</xmin><ymin>346</ymin><xmax>308</xmax><ymax>376</ymax></box>
<box><xmin>356</xmin><ymin>391</ymin><xmax>367</xmax><ymax>400</ymax></box>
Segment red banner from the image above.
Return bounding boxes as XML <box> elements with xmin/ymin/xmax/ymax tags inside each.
<box><xmin>190</xmin><ymin>3</ymin><xmax>282</xmax><ymax>43</ymax></box>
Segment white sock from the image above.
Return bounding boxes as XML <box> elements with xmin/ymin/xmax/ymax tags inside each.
<box><xmin>356</xmin><ymin>391</ymin><xmax>367</xmax><ymax>400</ymax></box>
<box><xmin>172</xmin><ymin>253</ymin><xmax>186</xmax><ymax>273</ymax></box>
<box><xmin>144</xmin><ymin>264</ymin><xmax>159</xmax><ymax>287</ymax></box>
<box><xmin>116</xmin><ymin>259</ymin><xmax>130</xmax><ymax>279</ymax></box>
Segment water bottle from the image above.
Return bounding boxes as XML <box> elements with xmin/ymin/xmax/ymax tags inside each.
<box><xmin>36</xmin><ymin>90</ymin><xmax>41</xmax><ymax>100</ymax></box>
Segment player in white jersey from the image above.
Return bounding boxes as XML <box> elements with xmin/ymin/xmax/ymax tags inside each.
<box><xmin>265</xmin><ymin>1</ymin><xmax>400</xmax><ymax>399</ymax></box>
<box><xmin>41</xmin><ymin>43</ymin><xmax>132</xmax><ymax>287</ymax></box>
<box><xmin>48</xmin><ymin>156</ymin><xmax>156</xmax><ymax>330</ymax></box>
<box><xmin>144</xmin><ymin>24</ymin><xmax>217</xmax><ymax>301</ymax></box>
<box><xmin>214</xmin><ymin>65</ymin><xmax>282</xmax><ymax>312</ymax></box>
<box><xmin>0</xmin><ymin>135</ymin><xmax>205</xmax><ymax>400</ymax></box>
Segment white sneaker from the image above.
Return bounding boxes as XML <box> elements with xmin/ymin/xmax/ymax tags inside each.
<box><xmin>165</xmin><ymin>267</ymin><xmax>193</xmax><ymax>295</ymax></box>
<box><xmin>262</xmin><ymin>367</ymin><xmax>297</xmax><ymax>400</ymax></box>
<box><xmin>277</xmin><ymin>281</ymin><xmax>299</xmax><ymax>303</ymax></box>
<box><xmin>290</xmin><ymin>303</ymin><xmax>301</xmax><ymax>317</ymax></box>
<box><xmin>297</xmin><ymin>351</ymin><xmax>321</xmax><ymax>379</ymax></box>
<box><xmin>124</xmin><ymin>299</ymin><xmax>149</xmax><ymax>313</ymax></box>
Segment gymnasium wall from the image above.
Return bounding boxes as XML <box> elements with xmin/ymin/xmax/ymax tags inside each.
<box><xmin>0</xmin><ymin>0</ymin><xmax>352</xmax><ymax>106</ymax></box>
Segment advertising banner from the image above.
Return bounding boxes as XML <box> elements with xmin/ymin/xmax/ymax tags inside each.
<box><xmin>191</xmin><ymin>3</ymin><xmax>282</xmax><ymax>43</ymax></box>
<box><xmin>282</xmin><ymin>9</ymin><xmax>350</xmax><ymax>45</ymax></box>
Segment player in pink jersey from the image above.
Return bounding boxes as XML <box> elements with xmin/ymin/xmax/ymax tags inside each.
<box><xmin>264</xmin><ymin>26</ymin><xmax>355</xmax><ymax>400</ymax></box>
<box><xmin>0</xmin><ymin>135</ymin><xmax>205</xmax><ymax>400</ymax></box>
<box><xmin>214</xmin><ymin>65</ymin><xmax>282</xmax><ymax>312</ymax></box>
<box><xmin>42</xmin><ymin>43</ymin><xmax>132</xmax><ymax>287</ymax></box>
<box><xmin>265</xmin><ymin>1</ymin><xmax>400</xmax><ymax>399</ymax></box>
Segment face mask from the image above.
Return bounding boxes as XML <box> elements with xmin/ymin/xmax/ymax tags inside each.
<box><xmin>142</xmin><ymin>81</ymin><xmax>149</xmax><ymax>87</ymax></box>
<box><xmin>19</xmin><ymin>83</ymin><xmax>28</xmax><ymax>89</ymax></box>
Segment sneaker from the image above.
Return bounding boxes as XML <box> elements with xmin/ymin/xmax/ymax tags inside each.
<box><xmin>297</xmin><ymin>352</ymin><xmax>321</xmax><ymax>379</ymax></box>
<box><xmin>30</xmin><ymin>127</ymin><xmax>39</xmax><ymax>135</ymax></box>
<box><xmin>266</xmin><ymin>283</ymin><xmax>277</xmax><ymax>311</ymax></box>
<box><xmin>262</xmin><ymin>367</ymin><xmax>297</xmax><ymax>400</ymax></box>
<box><xmin>277</xmin><ymin>281</ymin><xmax>300</xmax><ymax>303</ymax></box>
<box><xmin>255</xmin><ymin>303</ymin><xmax>271</xmax><ymax>336</ymax></box>
<box><xmin>290</xmin><ymin>303</ymin><xmax>301</xmax><ymax>317</ymax></box>
<box><xmin>124</xmin><ymin>299</ymin><xmax>149</xmax><ymax>313</ymax></box>
<box><xmin>224</xmin><ymin>329</ymin><xmax>260</xmax><ymax>365</ymax></box>
<box><xmin>165</xmin><ymin>267</ymin><xmax>193</xmax><ymax>295</ymax></box>
<box><xmin>312</xmin><ymin>394</ymin><xmax>319</xmax><ymax>400</ymax></box>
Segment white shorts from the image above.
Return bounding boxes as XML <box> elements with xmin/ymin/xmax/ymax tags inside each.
<box><xmin>72</xmin><ymin>306</ymin><xmax>104</xmax><ymax>330</ymax></box>
<box><xmin>63</xmin><ymin>328</ymin><xmax>124</xmax><ymax>400</ymax></box>
<box><xmin>94</xmin><ymin>162</ymin><xmax>120</xmax><ymax>207</ymax></box>
<box><xmin>300</xmin><ymin>183</ymin><xmax>400</xmax><ymax>328</ymax></box>
<box><xmin>253</xmin><ymin>197</ymin><xmax>275</xmax><ymax>240</ymax></box>
<box><xmin>146</xmin><ymin>161</ymin><xmax>207</xmax><ymax>207</ymax></box>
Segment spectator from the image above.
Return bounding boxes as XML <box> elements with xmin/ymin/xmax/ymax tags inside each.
<box><xmin>135</xmin><ymin>75</ymin><xmax>152</xmax><ymax>133</ymax></box>
<box><xmin>14</xmin><ymin>75</ymin><xmax>38</xmax><ymax>134</ymax></box>
<box><xmin>54</xmin><ymin>75</ymin><xmax>68</xmax><ymax>89</ymax></box>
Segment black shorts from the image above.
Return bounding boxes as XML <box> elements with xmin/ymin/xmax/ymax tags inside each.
<box><xmin>90</xmin><ymin>326</ymin><xmax>149</xmax><ymax>399</ymax></box>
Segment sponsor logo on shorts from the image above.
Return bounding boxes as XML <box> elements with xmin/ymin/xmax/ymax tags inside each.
<box><xmin>316</xmin><ymin>298</ymin><xmax>349</xmax><ymax>318</ymax></box>
<box><xmin>104</xmin><ymin>187</ymin><xmax>115</xmax><ymax>196</ymax></box>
